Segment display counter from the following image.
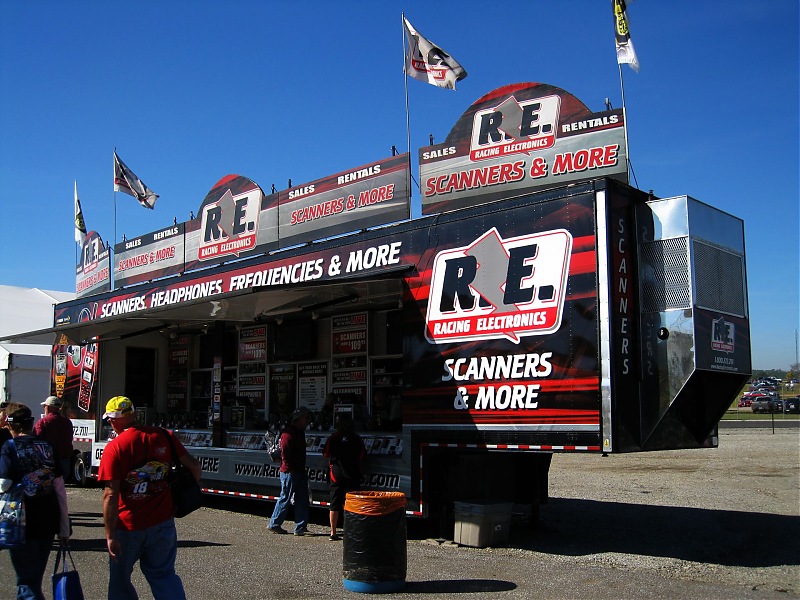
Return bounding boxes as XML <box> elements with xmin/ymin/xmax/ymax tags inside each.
<box><xmin>172</xmin><ymin>428</ymin><xmax>403</xmax><ymax>456</ymax></box>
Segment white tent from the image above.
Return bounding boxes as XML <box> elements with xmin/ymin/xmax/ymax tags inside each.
<box><xmin>0</xmin><ymin>285</ymin><xmax>75</xmax><ymax>412</ymax></box>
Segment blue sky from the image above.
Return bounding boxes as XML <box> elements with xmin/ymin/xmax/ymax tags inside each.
<box><xmin>0</xmin><ymin>1</ymin><xmax>797</xmax><ymax>370</ymax></box>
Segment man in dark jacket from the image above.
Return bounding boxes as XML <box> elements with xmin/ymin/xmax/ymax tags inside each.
<box><xmin>323</xmin><ymin>413</ymin><xmax>365</xmax><ymax>540</ymax></box>
<box><xmin>268</xmin><ymin>406</ymin><xmax>311</xmax><ymax>536</ymax></box>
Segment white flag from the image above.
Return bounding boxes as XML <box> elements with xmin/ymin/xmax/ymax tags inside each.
<box><xmin>113</xmin><ymin>151</ymin><xmax>158</xmax><ymax>209</ymax></box>
<box><xmin>403</xmin><ymin>16</ymin><xmax>467</xmax><ymax>90</ymax></box>
<box><xmin>74</xmin><ymin>180</ymin><xmax>87</xmax><ymax>245</ymax></box>
<box><xmin>613</xmin><ymin>0</ymin><xmax>640</xmax><ymax>72</ymax></box>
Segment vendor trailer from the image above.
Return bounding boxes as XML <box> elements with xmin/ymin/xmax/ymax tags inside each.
<box><xmin>47</xmin><ymin>177</ymin><xmax>750</xmax><ymax>517</ymax></box>
<box><xmin>9</xmin><ymin>83</ymin><xmax>750</xmax><ymax>519</ymax></box>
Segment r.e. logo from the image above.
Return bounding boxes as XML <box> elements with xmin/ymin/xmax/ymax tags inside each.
<box><xmin>426</xmin><ymin>227</ymin><xmax>572</xmax><ymax>344</ymax></box>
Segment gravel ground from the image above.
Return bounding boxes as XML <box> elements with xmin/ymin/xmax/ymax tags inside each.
<box><xmin>1</xmin><ymin>425</ymin><xmax>797</xmax><ymax>599</ymax></box>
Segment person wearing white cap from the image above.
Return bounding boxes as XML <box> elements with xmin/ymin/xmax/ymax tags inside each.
<box><xmin>34</xmin><ymin>395</ymin><xmax>73</xmax><ymax>478</ymax></box>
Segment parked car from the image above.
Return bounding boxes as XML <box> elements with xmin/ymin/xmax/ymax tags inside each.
<box><xmin>740</xmin><ymin>392</ymin><xmax>769</xmax><ymax>408</ymax></box>
<box><xmin>751</xmin><ymin>396</ymin><xmax>780</xmax><ymax>413</ymax></box>
<box><xmin>781</xmin><ymin>396</ymin><xmax>800</xmax><ymax>414</ymax></box>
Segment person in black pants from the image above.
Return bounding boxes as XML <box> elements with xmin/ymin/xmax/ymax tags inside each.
<box><xmin>323</xmin><ymin>413</ymin><xmax>365</xmax><ymax>540</ymax></box>
<box><xmin>0</xmin><ymin>403</ymin><xmax>70</xmax><ymax>599</ymax></box>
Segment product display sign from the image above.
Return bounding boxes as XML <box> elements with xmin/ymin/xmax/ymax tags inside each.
<box><xmin>76</xmin><ymin>231</ymin><xmax>111</xmax><ymax>297</ymax></box>
<box><xmin>239</xmin><ymin>325</ymin><xmax>267</xmax><ymax>362</ymax></box>
<box><xmin>277</xmin><ymin>154</ymin><xmax>411</xmax><ymax>249</ymax></box>
<box><xmin>419</xmin><ymin>82</ymin><xmax>627</xmax><ymax>214</ymax></box>
<box><xmin>114</xmin><ymin>223</ymin><xmax>185</xmax><ymax>287</ymax></box>
<box><xmin>298</xmin><ymin>362</ymin><xmax>328</xmax><ymax>411</ymax></box>
<box><xmin>50</xmin><ymin>332</ymin><xmax>100</xmax><ymax>419</ymax></box>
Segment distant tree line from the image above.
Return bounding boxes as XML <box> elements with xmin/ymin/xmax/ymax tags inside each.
<box><xmin>751</xmin><ymin>366</ymin><xmax>798</xmax><ymax>382</ymax></box>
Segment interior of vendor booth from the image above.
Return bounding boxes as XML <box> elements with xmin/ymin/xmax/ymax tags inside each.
<box><xmin>108</xmin><ymin>306</ymin><xmax>404</xmax><ymax>446</ymax></box>
<box><xmin>75</xmin><ymin>269</ymin><xmax>408</xmax><ymax>448</ymax></box>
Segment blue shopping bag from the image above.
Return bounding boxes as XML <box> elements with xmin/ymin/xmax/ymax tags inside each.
<box><xmin>52</xmin><ymin>545</ymin><xmax>85</xmax><ymax>600</ymax></box>
<box><xmin>0</xmin><ymin>484</ymin><xmax>26</xmax><ymax>548</ymax></box>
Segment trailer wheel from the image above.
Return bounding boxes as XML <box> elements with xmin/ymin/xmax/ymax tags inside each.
<box><xmin>72</xmin><ymin>454</ymin><xmax>88</xmax><ymax>487</ymax></box>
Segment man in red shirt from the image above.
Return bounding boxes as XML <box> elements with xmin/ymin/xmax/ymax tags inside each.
<box><xmin>268</xmin><ymin>406</ymin><xmax>312</xmax><ymax>535</ymax></box>
<box><xmin>98</xmin><ymin>396</ymin><xmax>201</xmax><ymax>600</ymax></box>
<box><xmin>34</xmin><ymin>395</ymin><xmax>73</xmax><ymax>479</ymax></box>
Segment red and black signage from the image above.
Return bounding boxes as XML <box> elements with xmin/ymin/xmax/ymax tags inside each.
<box><xmin>114</xmin><ymin>223</ymin><xmax>185</xmax><ymax>287</ymax></box>
<box><xmin>104</xmin><ymin>155</ymin><xmax>410</xmax><ymax>288</ymax></box>
<box><xmin>76</xmin><ymin>231</ymin><xmax>111</xmax><ymax>298</ymax></box>
<box><xmin>420</xmin><ymin>82</ymin><xmax>627</xmax><ymax>214</ymax></box>
<box><xmin>185</xmin><ymin>175</ymin><xmax>278</xmax><ymax>271</ymax></box>
<box><xmin>404</xmin><ymin>190</ymin><xmax>602</xmax><ymax>429</ymax></box>
<box><xmin>278</xmin><ymin>153</ymin><xmax>411</xmax><ymax>249</ymax></box>
<box><xmin>51</xmin><ymin>332</ymin><xmax>100</xmax><ymax>419</ymax></box>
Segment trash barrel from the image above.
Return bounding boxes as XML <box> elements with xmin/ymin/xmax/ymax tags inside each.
<box><xmin>342</xmin><ymin>491</ymin><xmax>407</xmax><ymax>593</ymax></box>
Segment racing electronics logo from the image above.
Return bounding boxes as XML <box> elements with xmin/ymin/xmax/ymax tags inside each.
<box><xmin>470</xmin><ymin>95</ymin><xmax>561</xmax><ymax>161</ymax></box>
<box><xmin>426</xmin><ymin>228</ymin><xmax>572</xmax><ymax>344</ymax></box>
<box><xmin>711</xmin><ymin>316</ymin><xmax>735</xmax><ymax>354</ymax></box>
<box><xmin>198</xmin><ymin>185</ymin><xmax>262</xmax><ymax>261</ymax></box>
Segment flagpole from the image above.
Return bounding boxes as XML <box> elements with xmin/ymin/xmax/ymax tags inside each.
<box><xmin>402</xmin><ymin>13</ymin><xmax>411</xmax><ymax>159</ymax></box>
<box><xmin>74</xmin><ymin>180</ymin><xmax>79</xmax><ymax>268</ymax></box>
<box><xmin>617</xmin><ymin>64</ymin><xmax>638</xmax><ymax>189</ymax></box>
<box><xmin>113</xmin><ymin>149</ymin><xmax>118</xmax><ymax>248</ymax></box>
<box><xmin>614</xmin><ymin>0</ymin><xmax>639</xmax><ymax>189</ymax></box>
<box><xmin>401</xmin><ymin>12</ymin><xmax>416</xmax><ymax>217</ymax></box>
<box><xmin>617</xmin><ymin>63</ymin><xmax>630</xmax><ymax>178</ymax></box>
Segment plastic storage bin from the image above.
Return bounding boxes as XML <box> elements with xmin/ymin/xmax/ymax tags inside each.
<box><xmin>453</xmin><ymin>501</ymin><xmax>513</xmax><ymax>548</ymax></box>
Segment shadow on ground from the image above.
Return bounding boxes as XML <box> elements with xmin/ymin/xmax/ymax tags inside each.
<box><xmin>510</xmin><ymin>497</ymin><xmax>800</xmax><ymax>568</ymax></box>
<box><xmin>192</xmin><ymin>494</ymin><xmax>800</xmax><ymax>570</ymax></box>
<box><xmin>404</xmin><ymin>579</ymin><xmax>517</xmax><ymax>593</ymax></box>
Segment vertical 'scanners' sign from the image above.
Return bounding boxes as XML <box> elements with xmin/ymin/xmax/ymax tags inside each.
<box><xmin>113</xmin><ymin>223</ymin><xmax>185</xmax><ymax>287</ymax></box>
<box><xmin>425</xmin><ymin>227</ymin><xmax>572</xmax><ymax>344</ymax></box>
<box><xmin>76</xmin><ymin>231</ymin><xmax>111</xmax><ymax>297</ymax></box>
<box><xmin>277</xmin><ymin>154</ymin><xmax>410</xmax><ymax>249</ymax></box>
<box><xmin>184</xmin><ymin>175</ymin><xmax>279</xmax><ymax>272</ymax></box>
<box><xmin>420</xmin><ymin>82</ymin><xmax>627</xmax><ymax>214</ymax></box>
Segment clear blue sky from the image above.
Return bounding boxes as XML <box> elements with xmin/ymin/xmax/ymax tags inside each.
<box><xmin>1</xmin><ymin>1</ymin><xmax>797</xmax><ymax>370</ymax></box>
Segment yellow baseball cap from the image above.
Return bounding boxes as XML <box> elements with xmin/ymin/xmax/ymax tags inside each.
<box><xmin>103</xmin><ymin>396</ymin><xmax>135</xmax><ymax>419</ymax></box>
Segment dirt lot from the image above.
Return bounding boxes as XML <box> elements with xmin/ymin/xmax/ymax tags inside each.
<box><xmin>527</xmin><ymin>424</ymin><xmax>799</xmax><ymax>595</ymax></box>
<box><xmin>1</xmin><ymin>425</ymin><xmax>797</xmax><ymax>599</ymax></box>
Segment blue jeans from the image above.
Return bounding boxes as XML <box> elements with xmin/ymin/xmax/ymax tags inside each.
<box><xmin>9</xmin><ymin>534</ymin><xmax>54</xmax><ymax>600</ymax></box>
<box><xmin>108</xmin><ymin>518</ymin><xmax>186</xmax><ymax>600</ymax></box>
<box><xmin>269</xmin><ymin>471</ymin><xmax>309</xmax><ymax>533</ymax></box>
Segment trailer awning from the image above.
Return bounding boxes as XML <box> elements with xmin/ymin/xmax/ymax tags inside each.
<box><xmin>1</xmin><ymin>265</ymin><xmax>412</xmax><ymax>346</ymax></box>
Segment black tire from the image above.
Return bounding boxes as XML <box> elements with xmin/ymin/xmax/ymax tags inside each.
<box><xmin>72</xmin><ymin>454</ymin><xmax>88</xmax><ymax>487</ymax></box>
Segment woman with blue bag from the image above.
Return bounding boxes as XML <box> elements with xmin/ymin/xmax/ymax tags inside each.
<box><xmin>0</xmin><ymin>403</ymin><xmax>71</xmax><ymax>600</ymax></box>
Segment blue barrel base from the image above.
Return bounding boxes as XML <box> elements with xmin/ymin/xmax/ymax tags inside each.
<box><xmin>343</xmin><ymin>578</ymin><xmax>406</xmax><ymax>594</ymax></box>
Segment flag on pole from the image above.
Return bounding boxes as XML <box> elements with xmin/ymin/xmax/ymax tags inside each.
<box><xmin>403</xmin><ymin>16</ymin><xmax>467</xmax><ymax>90</ymax></box>
<box><xmin>113</xmin><ymin>151</ymin><xmax>159</xmax><ymax>209</ymax></box>
<box><xmin>613</xmin><ymin>0</ymin><xmax>640</xmax><ymax>72</ymax></box>
<box><xmin>74</xmin><ymin>181</ymin><xmax>87</xmax><ymax>245</ymax></box>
